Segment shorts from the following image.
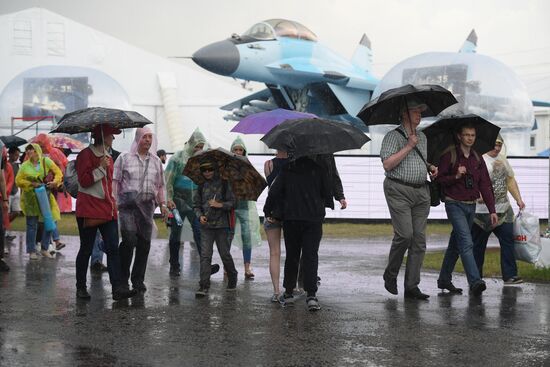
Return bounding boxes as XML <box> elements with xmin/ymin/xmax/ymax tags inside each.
<box><xmin>9</xmin><ymin>192</ymin><xmax>21</xmax><ymax>213</ymax></box>
<box><xmin>263</xmin><ymin>218</ymin><xmax>282</xmax><ymax>231</ymax></box>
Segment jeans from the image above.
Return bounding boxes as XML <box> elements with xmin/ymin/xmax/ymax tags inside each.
<box><xmin>283</xmin><ymin>220</ymin><xmax>323</xmax><ymax>296</ymax></box>
<box><xmin>199</xmin><ymin>227</ymin><xmax>237</xmax><ymax>289</ymax></box>
<box><xmin>472</xmin><ymin>221</ymin><xmax>517</xmax><ymax>281</ymax></box>
<box><xmin>235</xmin><ymin>205</ymin><xmax>252</xmax><ymax>263</ymax></box>
<box><xmin>91</xmin><ymin>231</ymin><xmax>104</xmax><ymax>265</ymax></box>
<box><xmin>52</xmin><ymin>227</ymin><xmax>60</xmax><ymax>242</ymax></box>
<box><xmin>438</xmin><ymin>201</ymin><xmax>482</xmax><ymax>288</ymax></box>
<box><xmin>26</xmin><ymin>216</ymin><xmax>53</xmax><ymax>253</ymax></box>
<box><xmin>75</xmin><ymin>218</ymin><xmax>122</xmax><ymax>290</ymax></box>
<box><xmin>168</xmin><ymin>202</ymin><xmax>202</xmax><ymax>270</ymax></box>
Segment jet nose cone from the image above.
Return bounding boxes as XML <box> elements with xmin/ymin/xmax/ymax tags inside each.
<box><xmin>192</xmin><ymin>40</ymin><xmax>239</xmax><ymax>76</ymax></box>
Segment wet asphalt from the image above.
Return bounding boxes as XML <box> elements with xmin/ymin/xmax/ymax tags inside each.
<box><xmin>1</xmin><ymin>233</ymin><xmax>549</xmax><ymax>367</ymax></box>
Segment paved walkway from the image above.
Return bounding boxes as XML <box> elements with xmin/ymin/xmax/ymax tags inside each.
<box><xmin>1</xmin><ymin>233</ymin><xmax>549</xmax><ymax>366</ymax></box>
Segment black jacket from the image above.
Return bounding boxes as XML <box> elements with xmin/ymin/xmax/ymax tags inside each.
<box><xmin>263</xmin><ymin>157</ymin><xmax>330</xmax><ymax>222</ymax></box>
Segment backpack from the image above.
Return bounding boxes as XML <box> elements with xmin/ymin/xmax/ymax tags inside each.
<box><xmin>63</xmin><ymin>160</ymin><xmax>79</xmax><ymax>198</ymax></box>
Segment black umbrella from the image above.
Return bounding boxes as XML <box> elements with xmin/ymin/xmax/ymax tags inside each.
<box><xmin>183</xmin><ymin>148</ymin><xmax>267</xmax><ymax>201</ymax></box>
<box><xmin>0</xmin><ymin>135</ymin><xmax>27</xmax><ymax>149</ymax></box>
<box><xmin>260</xmin><ymin>118</ymin><xmax>370</xmax><ymax>158</ymax></box>
<box><xmin>357</xmin><ymin>84</ymin><xmax>458</xmax><ymax>126</ymax></box>
<box><xmin>422</xmin><ymin>114</ymin><xmax>501</xmax><ymax>164</ymax></box>
<box><xmin>51</xmin><ymin>107</ymin><xmax>152</xmax><ymax>134</ymax></box>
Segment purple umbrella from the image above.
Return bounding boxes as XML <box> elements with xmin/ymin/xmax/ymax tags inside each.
<box><xmin>230</xmin><ymin>109</ymin><xmax>317</xmax><ymax>134</ymax></box>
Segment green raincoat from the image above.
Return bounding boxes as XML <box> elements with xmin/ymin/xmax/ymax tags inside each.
<box><xmin>230</xmin><ymin>136</ymin><xmax>262</xmax><ymax>250</ymax></box>
<box><xmin>164</xmin><ymin>129</ymin><xmax>208</xmax><ymax>243</ymax></box>
<box><xmin>15</xmin><ymin>143</ymin><xmax>62</xmax><ymax>221</ymax></box>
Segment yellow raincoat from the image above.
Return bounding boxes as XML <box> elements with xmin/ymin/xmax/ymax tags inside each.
<box><xmin>15</xmin><ymin>143</ymin><xmax>62</xmax><ymax>221</ymax></box>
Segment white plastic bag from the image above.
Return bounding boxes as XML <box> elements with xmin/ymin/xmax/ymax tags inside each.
<box><xmin>535</xmin><ymin>238</ymin><xmax>550</xmax><ymax>268</ymax></box>
<box><xmin>513</xmin><ymin>211</ymin><xmax>541</xmax><ymax>263</ymax></box>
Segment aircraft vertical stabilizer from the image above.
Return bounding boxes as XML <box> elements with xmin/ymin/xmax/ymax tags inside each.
<box><xmin>459</xmin><ymin>29</ymin><xmax>477</xmax><ymax>53</ymax></box>
<box><xmin>351</xmin><ymin>34</ymin><xmax>373</xmax><ymax>72</ymax></box>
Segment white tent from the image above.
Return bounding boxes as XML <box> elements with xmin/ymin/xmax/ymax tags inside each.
<box><xmin>0</xmin><ymin>7</ymin><xmax>268</xmax><ymax>153</ymax></box>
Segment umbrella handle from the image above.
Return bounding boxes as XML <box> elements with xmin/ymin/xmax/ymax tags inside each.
<box><xmin>403</xmin><ymin>96</ymin><xmax>416</xmax><ymax>136</ymax></box>
<box><xmin>101</xmin><ymin>125</ymin><xmax>107</xmax><ymax>156</ymax></box>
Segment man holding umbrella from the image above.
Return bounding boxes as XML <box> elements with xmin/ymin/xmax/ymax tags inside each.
<box><xmin>380</xmin><ymin>99</ymin><xmax>437</xmax><ymax>300</ymax></box>
<box><xmin>436</xmin><ymin>123</ymin><xmax>497</xmax><ymax>296</ymax></box>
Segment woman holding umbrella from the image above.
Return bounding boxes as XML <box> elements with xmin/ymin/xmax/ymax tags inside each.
<box><xmin>264</xmin><ymin>149</ymin><xmax>288</xmax><ymax>302</ymax></box>
<box><xmin>74</xmin><ymin>125</ymin><xmax>136</xmax><ymax>301</ymax></box>
<box><xmin>230</xmin><ymin>136</ymin><xmax>262</xmax><ymax>280</ymax></box>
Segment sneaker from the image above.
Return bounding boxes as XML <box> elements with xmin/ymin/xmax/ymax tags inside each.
<box><xmin>270</xmin><ymin>294</ymin><xmax>280</xmax><ymax>303</ymax></box>
<box><xmin>169</xmin><ymin>266</ymin><xmax>181</xmax><ymax>277</ymax></box>
<box><xmin>279</xmin><ymin>292</ymin><xmax>295</xmax><ymax>305</ymax></box>
<box><xmin>133</xmin><ymin>283</ymin><xmax>147</xmax><ymax>293</ymax></box>
<box><xmin>55</xmin><ymin>242</ymin><xmax>66</xmax><ymax>251</ymax></box>
<box><xmin>227</xmin><ymin>275</ymin><xmax>237</xmax><ymax>291</ymax></box>
<box><xmin>76</xmin><ymin>288</ymin><xmax>91</xmax><ymax>300</ymax></box>
<box><xmin>306</xmin><ymin>296</ymin><xmax>321</xmax><ymax>311</ymax></box>
<box><xmin>5</xmin><ymin>234</ymin><xmax>16</xmax><ymax>241</ymax></box>
<box><xmin>112</xmin><ymin>287</ymin><xmax>137</xmax><ymax>301</ymax></box>
<box><xmin>195</xmin><ymin>287</ymin><xmax>209</xmax><ymax>297</ymax></box>
<box><xmin>41</xmin><ymin>250</ymin><xmax>54</xmax><ymax>259</ymax></box>
<box><xmin>29</xmin><ymin>252</ymin><xmax>39</xmax><ymax>260</ymax></box>
<box><xmin>504</xmin><ymin>276</ymin><xmax>524</xmax><ymax>285</ymax></box>
<box><xmin>0</xmin><ymin>259</ymin><xmax>10</xmax><ymax>272</ymax></box>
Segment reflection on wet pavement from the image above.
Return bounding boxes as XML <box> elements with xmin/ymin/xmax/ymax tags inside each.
<box><xmin>1</xmin><ymin>233</ymin><xmax>549</xmax><ymax>366</ymax></box>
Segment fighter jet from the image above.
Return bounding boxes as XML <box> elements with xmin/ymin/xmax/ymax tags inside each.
<box><xmin>192</xmin><ymin>19</ymin><xmax>378</xmax><ymax>130</ymax></box>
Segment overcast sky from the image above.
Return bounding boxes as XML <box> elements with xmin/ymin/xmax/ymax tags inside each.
<box><xmin>2</xmin><ymin>0</ymin><xmax>550</xmax><ymax>101</ymax></box>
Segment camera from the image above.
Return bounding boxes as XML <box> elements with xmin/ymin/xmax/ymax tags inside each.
<box><xmin>464</xmin><ymin>174</ymin><xmax>474</xmax><ymax>189</ymax></box>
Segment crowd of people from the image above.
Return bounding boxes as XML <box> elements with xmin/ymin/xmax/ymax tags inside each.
<box><xmin>0</xmin><ymin>102</ymin><xmax>527</xmax><ymax>311</ymax></box>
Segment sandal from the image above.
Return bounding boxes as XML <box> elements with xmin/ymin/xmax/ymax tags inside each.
<box><xmin>245</xmin><ymin>271</ymin><xmax>255</xmax><ymax>280</ymax></box>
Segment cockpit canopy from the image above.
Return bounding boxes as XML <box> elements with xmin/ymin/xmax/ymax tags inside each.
<box><xmin>243</xmin><ymin>19</ymin><xmax>318</xmax><ymax>42</ymax></box>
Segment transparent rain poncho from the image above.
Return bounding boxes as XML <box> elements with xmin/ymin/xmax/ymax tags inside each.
<box><xmin>230</xmin><ymin>136</ymin><xmax>262</xmax><ymax>250</ymax></box>
<box><xmin>164</xmin><ymin>128</ymin><xmax>209</xmax><ymax>243</ymax></box>
<box><xmin>113</xmin><ymin>127</ymin><xmax>165</xmax><ymax>240</ymax></box>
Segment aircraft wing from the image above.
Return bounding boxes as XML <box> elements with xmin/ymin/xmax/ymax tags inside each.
<box><xmin>532</xmin><ymin>100</ymin><xmax>550</xmax><ymax>107</ymax></box>
<box><xmin>266</xmin><ymin>59</ymin><xmax>350</xmax><ymax>85</ymax></box>
<box><xmin>220</xmin><ymin>88</ymin><xmax>272</xmax><ymax>111</ymax></box>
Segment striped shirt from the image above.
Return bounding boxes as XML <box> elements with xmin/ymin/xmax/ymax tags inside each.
<box><xmin>380</xmin><ymin>125</ymin><xmax>428</xmax><ymax>185</ymax></box>
<box><xmin>113</xmin><ymin>152</ymin><xmax>165</xmax><ymax>205</ymax></box>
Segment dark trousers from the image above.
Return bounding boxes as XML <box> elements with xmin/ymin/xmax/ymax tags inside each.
<box><xmin>283</xmin><ymin>220</ymin><xmax>323</xmax><ymax>296</ymax></box>
<box><xmin>199</xmin><ymin>227</ymin><xmax>237</xmax><ymax>289</ymax></box>
<box><xmin>169</xmin><ymin>208</ymin><xmax>202</xmax><ymax>270</ymax></box>
<box><xmin>75</xmin><ymin>218</ymin><xmax>122</xmax><ymax>290</ymax></box>
<box><xmin>120</xmin><ymin>231</ymin><xmax>151</xmax><ymax>288</ymax></box>
<box><xmin>118</xmin><ymin>203</ymin><xmax>154</xmax><ymax>288</ymax></box>
<box><xmin>472</xmin><ymin>221</ymin><xmax>517</xmax><ymax>281</ymax></box>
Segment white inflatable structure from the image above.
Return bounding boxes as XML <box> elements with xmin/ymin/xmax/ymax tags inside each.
<box><xmin>369</xmin><ymin>52</ymin><xmax>535</xmax><ymax>156</ymax></box>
